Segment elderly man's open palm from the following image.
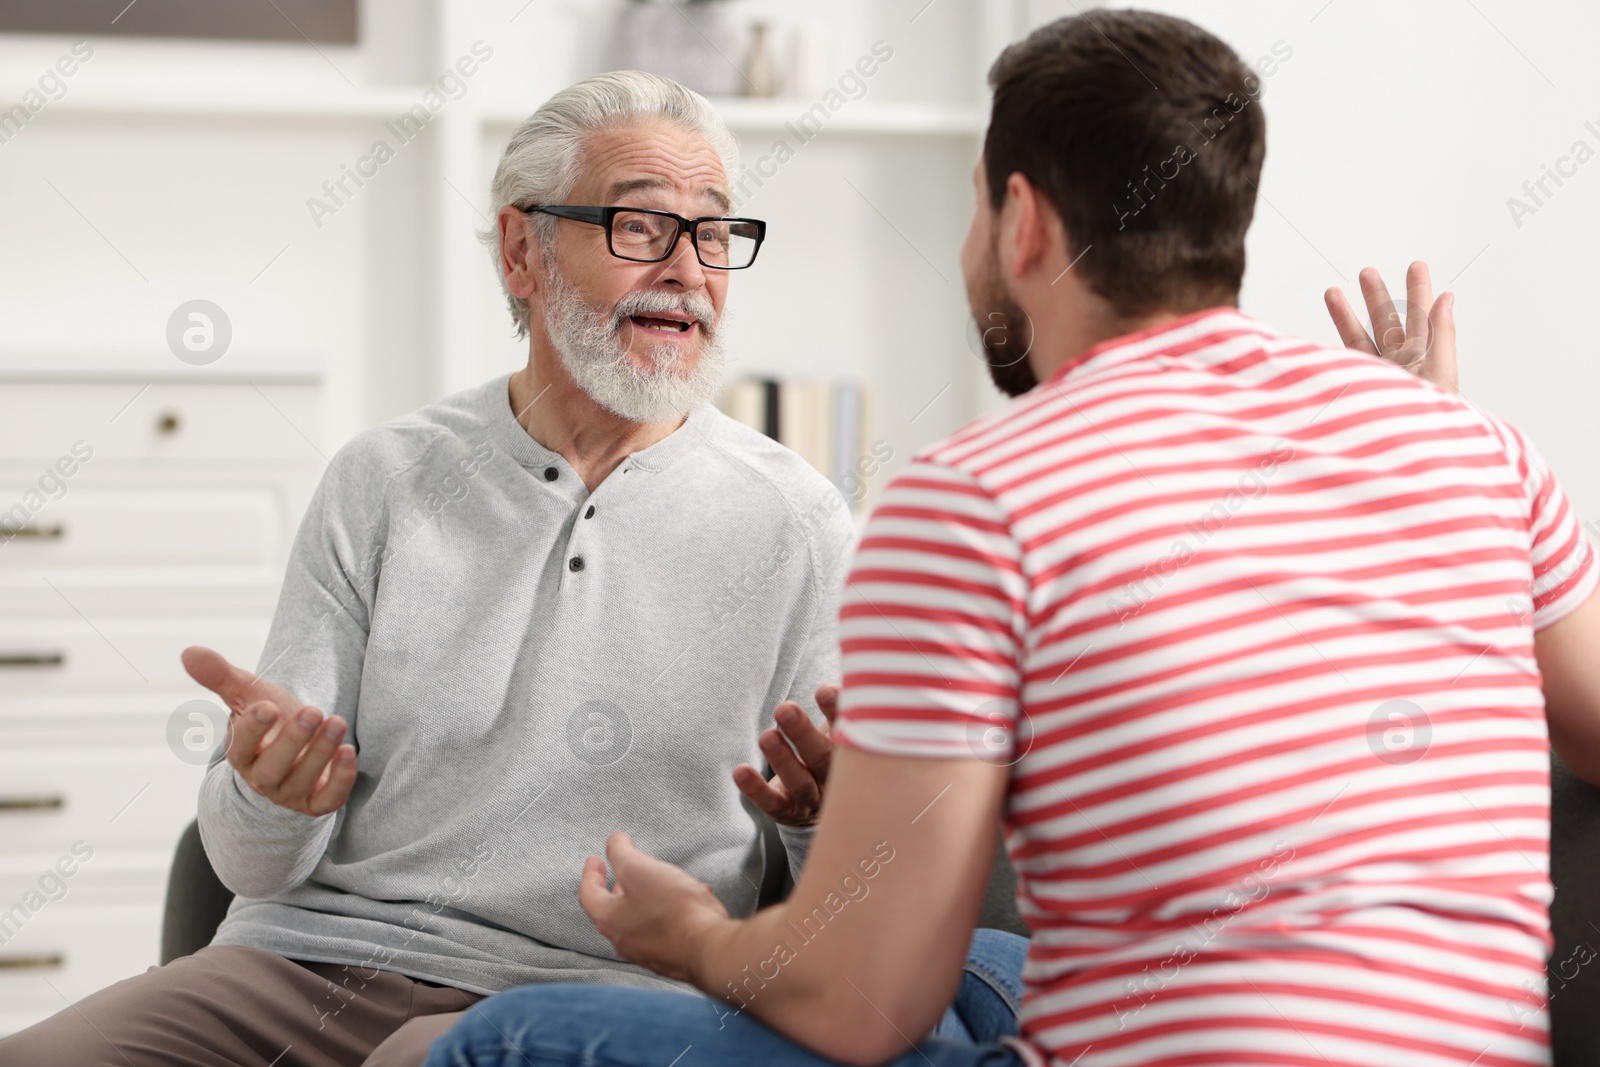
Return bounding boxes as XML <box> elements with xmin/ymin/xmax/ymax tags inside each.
<box><xmin>182</xmin><ymin>646</ymin><xmax>357</xmax><ymax>817</ymax></box>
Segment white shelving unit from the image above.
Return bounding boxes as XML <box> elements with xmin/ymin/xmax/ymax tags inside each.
<box><xmin>0</xmin><ymin>0</ymin><xmax>1022</xmax><ymax>1033</ymax></box>
<box><xmin>0</xmin><ymin>365</ymin><xmax>322</xmax><ymax>1034</ymax></box>
<box><xmin>48</xmin><ymin>83</ymin><xmax>986</xmax><ymax>133</ymax></box>
<box><xmin>0</xmin><ymin>0</ymin><xmax>1020</xmax><ymax>450</ymax></box>
<box><xmin>481</xmin><ymin>95</ymin><xmax>988</xmax><ymax>135</ymax></box>
<box><xmin>46</xmin><ymin>84</ymin><xmax>432</xmax><ymax>119</ymax></box>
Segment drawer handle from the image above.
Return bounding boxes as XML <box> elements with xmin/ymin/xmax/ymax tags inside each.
<box><xmin>0</xmin><ymin>953</ymin><xmax>65</xmax><ymax>971</ymax></box>
<box><xmin>157</xmin><ymin>412</ymin><xmax>181</xmax><ymax>435</ymax></box>
<box><xmin>0</xmin><ymin>796</ymin><xmax>65</xmax><ymax>812</ymax></box>
<box><xmin>0</xmin><ymin>653</ymin><xmax>65</xmax><ymax>668</ymax></box>
<box><xmin>7</xmin><ymin>524</ymin><xmax>64</xmax><ymax>540</ymax></box>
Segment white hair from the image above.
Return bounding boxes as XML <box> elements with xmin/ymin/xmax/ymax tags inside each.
<box><xmin>479</xmin><ymin>70</ymin><xmax>740</xmax><ymax>339</ymax></box>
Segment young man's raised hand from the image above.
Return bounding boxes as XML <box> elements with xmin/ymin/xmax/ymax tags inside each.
<box><xmin>1326</xmin><ymin>259</ymin><xmax>1459</xmax><ymax>393</ymax></box>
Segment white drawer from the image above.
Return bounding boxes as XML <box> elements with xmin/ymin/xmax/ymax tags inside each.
<box><xmin>0</xmin><ymin>381</ymin><xmax>322</xmax><ymax>462</ymax></box>
<box><xmin>1</xmin><ymin>703</ymin><xmax>210</xmax><ymax>738</ymax></box>
<box><xmin>0</xmin><ymin>747</ymin><xmax>206</xmax><ymax>855</ymax></box>
<box><xmin>0</xmin><ymin>483</ymin><xmax>284</xmax><ymax>567</ymax></box>
<box><xmin>0</xmin><ymin>616</ymin><xmax>270</xmax><ymax>694</ymax></box>
<box><xmin>0</xmin><ymin>569</ymin><xmax>287</xmax><ymax>617</ymax></box>
<box><xmin>0</xmin><ymin>862</ymin><xmax>166</xmax><ymax>1037</ymax></box>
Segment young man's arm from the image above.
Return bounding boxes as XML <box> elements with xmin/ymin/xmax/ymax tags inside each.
<box><xmin>586</xmin><ymin>747</ymin><xmax>1009</xmax><ymax>1065</ymax></box>
<box><xmin>1492</xmin><ymin>417</ymin><xmax>1600</xmax><ymax>785</ymax></box>
<box><xmin>583</xmin><ymin>455</ymin><xmax>1025</xmax><ymax>1064</ymax></box>
<box><xmin>1536</xmin><ymin>592</ymin><xmax>1600</xmax><ymax>785</ymax></box>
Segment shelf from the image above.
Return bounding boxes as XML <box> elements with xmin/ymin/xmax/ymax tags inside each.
<box><xmin>40</xmin><ymin>82</ymin><xmax>988</xmax><ymax>137</ymax></box>
<box><xmin>479</xmin><ymin>96</ymin><xmax>987</xmax><ymax>137</ymax></box>
<box><xmin>47</xmin><ymin>83</ymin><xmax>437</xmax><ymax>121</ymax></box>
<box><xmin>0</xmin><ymin>351</ymin><xmax>324</xmax><ymax>384</ymax></box>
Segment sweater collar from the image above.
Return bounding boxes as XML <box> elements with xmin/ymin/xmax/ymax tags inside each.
<box><xmin>481</xmin><ymin>372</ymin><xmax>715</xmax><ymax>474</ymax></box>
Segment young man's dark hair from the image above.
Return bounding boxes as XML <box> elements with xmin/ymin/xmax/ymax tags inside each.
<box><xmin>984</xmin><ymin>10</ymin><xmax>1267</xmax><ymax>314</ymax></box>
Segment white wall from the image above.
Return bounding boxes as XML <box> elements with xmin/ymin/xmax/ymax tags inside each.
<box><xmin>0</xmin><ymin>31</ymin><xmax>432</xmax><ymax>447</ymax></box>
<box><xmin>1025</xmin><ymin>0</ymin><xmax>1600</xmax><ymax>518</ymax></box>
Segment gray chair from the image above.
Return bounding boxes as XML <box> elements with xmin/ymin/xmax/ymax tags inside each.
<box><xmin>159</xmin><ymin>818</ymin><xmax>236</xmax><ymax>966</ymax></box>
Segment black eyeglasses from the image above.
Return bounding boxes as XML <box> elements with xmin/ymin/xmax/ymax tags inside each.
<box><xmin>521</xmin><ymin>205</ymin><xmax>766</xmax><ymax>270</ymax></box>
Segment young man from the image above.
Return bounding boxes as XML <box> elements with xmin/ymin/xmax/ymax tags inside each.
<box><xmin>428</xmin><ymin>11</ymin><xmax>1597</xmax><ymax>1067</ymax></box>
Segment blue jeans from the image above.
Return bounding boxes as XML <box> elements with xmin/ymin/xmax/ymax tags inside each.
<box><xmin>425</xmin><ymin>928</ymin><xmax>1029</xmax><ymax>1067</ymax></box>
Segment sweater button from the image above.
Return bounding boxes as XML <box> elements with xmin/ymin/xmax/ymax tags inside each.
<box><xmin>584</xmin><ymin>505</ymin><xmax>595</xmax><ymax>519</ymax></box>
<box><xmin>544</xmin><ymin>467</ymin><xmax>558</xmax><ymax>481</ymax></box>
<box><xmin>569</xmin><ymin>556</ymin><xmax>585</xmax><ymax>572</ymax></box>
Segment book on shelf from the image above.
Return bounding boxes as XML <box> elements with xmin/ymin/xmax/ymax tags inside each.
<box><xmin>719</xmin><ymin>376</ymin><xmax>875</xmax><ymax>511</ymax></box>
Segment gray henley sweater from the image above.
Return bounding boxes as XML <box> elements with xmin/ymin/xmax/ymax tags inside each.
<box><xmin>197</xmin><ymin>373</ymin><xmax>855</xmax><ymax>996</ymax></box>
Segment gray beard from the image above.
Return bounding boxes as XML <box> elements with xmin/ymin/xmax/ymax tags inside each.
<box><xmin>542</xmin><ymin>269</ymin><xmax>726</xmax><ymax>424</ymax></box>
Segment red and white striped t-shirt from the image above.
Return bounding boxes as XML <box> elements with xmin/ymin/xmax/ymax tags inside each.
<box><xmin>833</xmin><ymin>309</ymin><xmax>1596</xmax><ymax>1067</ymax></box>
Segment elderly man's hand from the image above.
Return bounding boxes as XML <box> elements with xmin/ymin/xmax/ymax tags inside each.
<box><xmin>1325</xmin><ymin>260</ymin><xmax>1459</xmax><ymax>393</ymax></box>
<box><xmin>181</xmin><ymin>645</ymin><xmax>357</xmax><ymax>817</ymax></box>
<box><xmin>579</xmin><ymin>832</ymin><xmax>732</xmax><ymax>983</ymax></box>
<box><xmin>732</xmin><ymin>684</ymin><xmax>839</xmax><ymax>827</ymax></box>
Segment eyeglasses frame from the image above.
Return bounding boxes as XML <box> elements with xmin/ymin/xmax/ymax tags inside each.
<box><xmin>519</xmin><ymin>204</ymin><xmax>767</xmax><ymax>270</ymax></box>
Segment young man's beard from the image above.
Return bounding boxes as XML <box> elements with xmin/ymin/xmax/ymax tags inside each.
<box><xmin>972</xmin><ymin>252</ymin><xmax>1039</xmax><ymax>398</ymax></box>
<box><xmin>542</xmin><ymin>266</ymin><xmax>727</xmax><ymax>424</ymax></box>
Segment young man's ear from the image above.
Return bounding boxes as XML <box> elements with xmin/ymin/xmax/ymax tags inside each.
<box><xmin>996</xmin><ymin>172</ymin><xmax>1056</xmax><ymax>283</ymax></box>
<box><xmin>997</xmin><ymin>172</ymin><xmax>1077</xmax><ymax>288</ymax></box>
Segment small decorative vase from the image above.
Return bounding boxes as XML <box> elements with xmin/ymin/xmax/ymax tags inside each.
<box><xmin>743</xmin><ymin>20</ymin><xmax>778</xmax><ymax>97</ymax></box>
<box><xmin>610</xmin><ymin>0</ymin><xmax>743</xmax><ymax>98</ymax></box>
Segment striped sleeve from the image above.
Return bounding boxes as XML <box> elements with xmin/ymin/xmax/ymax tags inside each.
<box><xmin>832</xmin><ymin>457</ymin><xmax>1029</xmax><ymax>760</ymax></box>
<box><xmin>1494</xmin><ymin>417</ymin><xmax>1598</xmax><ymax>629</ymax></box>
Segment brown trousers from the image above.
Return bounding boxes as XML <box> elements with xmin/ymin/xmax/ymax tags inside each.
<box><xmin>0</xmin><ymin>945</ymin><xmax>487</xmax><ymax>1067</ymax></box>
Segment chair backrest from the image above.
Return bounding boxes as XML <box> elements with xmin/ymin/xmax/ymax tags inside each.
<box><xmin>976</xmin><ymin>832</ymin><xmax>1029</xmax><ymax>936</ymax></box>
<box><xmin>1549</xmin><ymin>753</ymin><xmax>1600</xmax><ymax>1065</ymax></box>
<box><xmin>160</xmin><ymin>819</ymin><xmax>236</xmax><ymax>965</ymax></box>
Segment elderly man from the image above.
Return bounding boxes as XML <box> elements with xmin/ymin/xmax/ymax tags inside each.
<box><xmin>1</xmin><ymin>72</ymin><xmax>1028</xmax><ymax>1067</ymax></box>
